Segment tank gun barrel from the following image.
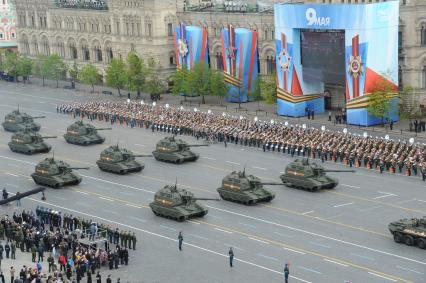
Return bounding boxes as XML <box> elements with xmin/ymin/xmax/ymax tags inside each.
<box><xmin>192</xmin><ymin>198</ymin><xmax>220</xmax><ymax>201</ymax></box>
<box><xmin>41</xmin><ymin>136</ymin><xmax>57</xmax><ymax>139</ymax></box>
<box><xmin>95</xmin><ymin>127</ymin><xmax>112</xmax><ymax>131</ymax></box>
<box><xmin>68</xmin><ymin>167</ymin><xmax>90</xmax><ymax>170</ymax></box>
<box><xmin>31</xmin><ymin>116</ymin><xmax>46</xmax><ymax>119</ymax></box>
<box><xmin>131</xmin><ymin>154</ymin><xmax>153</xmax><ymax>157</ymax></box>
<box><xmin>314</xmin><ymin>169</ymin><xmax>355</xmax><ymax>173</ymax></box>
<box><xmin>259</xmin><ymin>182</ymin><xmax>283</xmax><ymax>186</ymax></box>
<box><xmin>0</xmin><ymin>187</ymin><xmax>46</xmax><ymax>205</ymax></box>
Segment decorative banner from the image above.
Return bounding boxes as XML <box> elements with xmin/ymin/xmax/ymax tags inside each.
<box><xmin>0</xmin><ymin>0</ymin><xmax>17</xmax><ymax>48</ymax></box>
<box><xmin>221</xmin><ymin>26</ymin><xmax>259</xmax><ymax>103</ymax></box>
<box><xmin>274</xmin><ymin>2</ymin><xmax>399</xmax><ymax>126</ymax></box>
<box><xmin>174</xmin><ymin>23</ymin><xmax>208</xmax><ymax>71</ymax></box>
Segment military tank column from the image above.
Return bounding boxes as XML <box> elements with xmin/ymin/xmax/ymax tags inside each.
<box><xmin>96</xmin><ymin>145</ymin><xmax>152</xmax><ymax>174</ymax></box>
<box><xmin>152</xmin><ymin>136</ymin><xmax>209</xmax><ymax>164</ymax></box>
<box><xmin>63</xmin><ymin>120</ymin><xmax>112</xmax><ymax>145</ymax></box>
<box><xmin>149</xmin><ymin>184</ymin><xmax>220</xmax><ymax>221</ymax></box>
<box><xmin>8</xmin><ymin>129</ymin><xmax>57</xmax><ymax>154</ymax></box>
<box><xmin>280</xmin><ymin>158</ymin><xmax>355</xmax><ymax>192</ymax></box>
<box><xmin>2</xmin><ymin>109</ymin><xmax>45</xmax><ymax>132</ymax></box>
<box><xmin>31</xmin><ymin>156</ymin><xmax>89</xmax><ymax>188</ymax></box>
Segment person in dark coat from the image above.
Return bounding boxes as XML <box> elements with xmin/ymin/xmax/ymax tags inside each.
<box><xmin>284</xmin><ymin>263</ymin><xmax>290</xmax><ymax>283</ymax></box>
<box><xmin>106</xmin><ymin>275</ymin><xmax>112</xmax><ymax>283</ymax></box>
<box><xmin>86</xmin><ymin>271</ymin><xmax>92</xmax><ymax>283</ymax></box>
<box><xmin>228</xmin><ymin>247</ymin><xmax>234</xmax><ymax>267</ymax></box>
<box><xmin>4</xmin><ymin>243</ymin><xmax>10</xmax><ymax>259</ymax></box>
<box><xmin>178</xmin><ymin>232</ymin><xmax>183</xmax><ymax>251</ymax></box>
<box><xmin>95</xmin><ymin>271</ymin><xmax>101</xmax><ymax>283</ymax></box>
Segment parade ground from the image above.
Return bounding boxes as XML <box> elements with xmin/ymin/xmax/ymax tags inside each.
<box><xmin>0</xmin><ymin>81</ymin><xmax>425</xmax><ymax>283</ymax></box>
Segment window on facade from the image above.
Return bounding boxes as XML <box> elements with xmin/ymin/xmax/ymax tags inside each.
<box><xmin>0</xmin><ymin>33</ymin><xmax>3</xmax><ymax>39</ymax></box>
<box><xmin>132</xmin><ymin>23</ymin><xmax>135</xmax><ymax>36</ymax></box>
<box><xmin>107</xmin><ymin>47</ymin><xmax>113</xmax><ymax>62</ymax></box>
<box><xmin>148</xmin><ymin>23</ymin><xmax>152</xmax><ymax>37</ymax></box>
<box><xmin>398</xmin><ymin>31</ymin><xmax>402</xmax><ymax>50</ymax></box>
<box><xmin>126</xmin><ymin>23</ymin><xmax>129</xmax><ymax>35</ymax></box>
<box><xmin>271</xmin><ymin>30</ymin><xmax>274</xmax><ymax>40</ymax></box>
<box><xmin>169</xmin><ymin>56</ymin><xmax>175</xmax><ymax>66</ymax></box>
<box><xmin>422</xmin><ymin>66</ymin><xmax>426</xmax><ymax>89</ymax></box>
<box><xmin>82</xmin><ymin>46</ymin><xmax>90</xmax><ymax>61</ymax></box>
<box><xmin>398</xmin><ymin>65</ymin><xmax>403</xmax><ymax>89</ymax></box>
<box><xmin>264</xmin><ymin>30</ymin><xmax>268</xmax><ymax>40</ymax></box>
<box><xmin>421</xmin><ymin>25</ymin><xmax>426</xmax><ymax>46</ymax></box>
<box><xmin>168</xmin><ymin>23</ymin><xmax>173</xmax><ymax>36</ymax></box>
<box><xmin>116</xmin><ymin>22</ymin><xmax>120</xmax><ymax>34</ymax></box>
<box><xmin>11</xmin><ymin>33</ymin><xmax>15</xmax><ymax>38</ymax></box>
<box><xmin>216</xmin><ymin>52</ymin><xmax>223</xmax><ymax>70</ymax></box>
<box><xmin>266</xmin><ymin>55</ymin><xmax>276</xmax><ymax>75</ymax></box>
<box><xmin>70</xmin><ymin>44</ymin><xmax>77</xmax><ymax>59</ymax></box>
<box><xmin>58</xmin><ymin>42</ymin><xmax>65</xmax><ymax>58</ymax></box>
<box><xmin>96</xmin><ymin>48</ymin><xmax>103</xmax><ymax>62</ymax></box>
<box><xmin>137</xmin><ymin>23</ymin><xmax>141</xmax><ymax>36</ymax></box>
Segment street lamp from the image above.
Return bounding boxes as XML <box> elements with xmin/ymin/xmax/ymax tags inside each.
<box><xmin>254</xmin><ymin>116</ymin><xmax>258</xmax><ymax>122</ymax></box>
<box><xmin>284</xmin><ymin>121</ymin><xmax>289</xmax><ymax>126</ymax></box>
<box><xmin>239</xmin><ymin>115</ymin><xmax>244</xmax><ymax>120</ymax></box>
<box><xmin>152</xmin><ymin>102</ymin><xmax>156</xmax><ymax>107</ymax></box>
<box><xmin>321</xmin><ymin>125</ymin><xmax>325</xmax><ymax>131</ymax></box>
<box><xmin>302</xmin><ymin>124</ymin><xmax>306</xmax><ymax>129</ymax></box>
<box><xmin>194</xmin><ymin>107</ymin><xmax>198</xmax><ymax>112</ymax></box>
<box><xmin>409</xmin><ymin>137</ymin><xmax>415</xmax><ymax>144</ymax></box>
<box><xmin>180</xmin><ymin>106</ymin><xmax>184</xmax><ymax>110</ymax></box>
<box><xmin>270</xmin><ymin>119</ymin><xmax>275</xmax><ymax>124</ymax></box>
<box><xmin>222</xmin><ymin>112</ymin><xmax>226</xmax><ymax>117</ymax></box>
<box><xmin>126</xmin><ymin>98</ymin><xmax>130</xmax><ymax>103</ymax></box>
<box><xmin>343</xmin><ymin>128</ymin><xmax>347</xmax><ymax>134</ymax></box>
<box><xmin>363</xmin><ymin>132</ymin><xmax>368</xmax><ymax>138</ymax></box>
<box><xmin>165</xmin><ymin>104</ymin><xmax>169</xmax><ymax>108</ymax></box>
<box><xmin>140</xmin><ymin>100</ymin><xmax>144</xmax><ymax>105</ymax></box>
<box><xmin>208</xmin><ymin>109</ymin><xmax>212</xmax><ymax>114</ymax></box>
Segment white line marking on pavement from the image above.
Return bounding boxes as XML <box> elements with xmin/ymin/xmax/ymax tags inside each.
<box><xmin>186</xmin><ymin>220</ymin><xmax>200</xmax><ymax>225</ymax></box>
<box><xmin>0</xmin><ymin>155</ymin><xmax>37</xmax><ymax>165</ymax></box>
<box><xmin>187</xmin><ymin>234</ymin><xmax>209</xmax><ymax>241</ymax></box>
<box><xmin>417</xmin><ymin>199</ymin><xmax>426</xmax><ymax>203</ymax></box>
<box><xmin>75</xmin><ymin>191</ymin><xmax>89</xmax><ymax>195</ymax></box>
<box><xmin>248</xmin><ymin>237</ymin><xmax>269</xmax><ymax>245</ymax></box>
<box><xmin>301</xmin><ymin>210</ymin><xmax>314</xmax><ymax>215</ymax></box>
<box><xmin>368</xmin><ymin>272</ymin><xmax>397</xmax><ymax>282</ymax></box>
<box><xmin>134</xmin><ymin>144</ymin><xmax>145</xmax><ymax>147</ymax></box>
<box><xmin>333</xmin><ymin>202</ymin><xmax>354</xmax><ymax>208</ymax></box>
<box><xmin>283</xmin><ymin>247</ymin><xmax>306</xmax><ymax>255</ymax></box>
<box><xmin>214</xmin><ymin>228</ymin><xmax>233</xmax><ymax>234</ymax></box>
<box><xmin>206</xmin><ymin>205</ymin><xmax>426</xmax><ymax>266</ymax></box>
<box><xmin>373</xmin><ymin>194</ymin><xmax>396</xmax><ymax>200</ymax></box>
<box><xmin>5</xmin><ymin>173</ymin><xmax>18</xmax><ymax>177</ymax></box>
<box><xmin>257</xmin><ymin>253</ymin><xmax>279</xmax><ymax>262</ymax></box>
<box><xmin>252</xmin><ymin>166</ymin><xmax>267</xmax><ymax>171</ymax></box>
<box><xmin>22</xmin><ymin>194</ymin><xmax>312</xmax><ymax>283</ymax></box>
<box><xmin>128</xmin><ymin>216</ymin><xmax>146</xmax><ymax>223</ymax></box>
<box><xmin>396</xmin><ymin>265</ymin><xmax>424</xmax><ymax>275</ymax></box>
<box><xmin>99</xmin><ymin>197</ymin><xmax>114</xmax><ymax>202</ymax></box>
<box><xmin>350</xmin><ymin>253</ymin><xmax>375</xmax><ymax>261</ymax></box>
<box><xmin>323</xmin><ymin>258</ymin><xmax>348</xmax><ymax>267</ymax></box>
<box><xmin>226</xmin><ymin>161</ymin><xmax>241</xmax><ymax>165</ymax></box>
<box><xmin>125</xmin><ymin>203</ymin><xmax>141</xmax><ymax>208</ymax></box>
<box><xmin>5</xmin><ymin>183</ymin><xmax>18</xmax><ymax>187</ymax></box>
<box><xmin>341</xmin><ymin>184</ymin><xmax>360</xmax><ymax>189</ymax></box>
<box><xmin>378</xmin><ymin>191</ymin><xmax>397</xmax><ymax>195</ymax></box>
<box><xmin>160</xmin><ymin>225</ymin><xmax>177</xmax><ymax>231</ymax></box>
<box><xmin>273</xmin><ymin>231</ymin><xmax>293</xmax><ymax>238</ymax></box>
<box><xmin>298</xmin><ymin>266</ymin><xmax>322</xmax><ymax>275</ymax></box>
<box><xmin>239</xmin><ymin>222</ymin><xmax>256</xmax><ymax>228</ymax></box>
<box><xmin>309</xmin><ymin>241</ymin><xmax>331</xmax><ymax>249</ymax></box>
<box><xmin>202</xmin><ymin>156</ymin><xmax>216</xmax><ymax>160</ymax></box>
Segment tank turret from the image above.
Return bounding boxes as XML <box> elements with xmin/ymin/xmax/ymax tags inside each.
<box><xmin>96</xmin><ymin>145</ymin><xmax>152</xmax><ymax>174</ymax></box>
<box><xmin>279</xmin><ymin>158</ymin><xmax>355</xmax><ymax>192</ymax></box>
<box><xmin>8</xmin><ymin>130</ymin><xmax>57</xmax><ymax>155</ymax></box>
<box><xmin>152</xmin><ymin>136</ymin><xmax>209</xmax><ymax>164</ymax></box>
<box><xmin>63</xmin><ymin>121</ymin><xmax>111</xmax><ymax>145</ymax></box>
<box><xmin>388</xmin><ymin>217</ymin><xmax>426</xmax><ymax>249</ymax></box>
<box><xmin>217</xmin><ymin>170</ymin><xmax>278</xmax><ymax>205</ymax></box>
<box><xmin>2</xmin><ymin>109</ymin><xmax>44</xmax><ymax>132</ymax></box>
<box><xmin>31</xmin><ymin>157</ymin><xmax>89</xmax><ymax>188</ymax></box>
<box><xmin>149</xmin><ymin>184</ymin><xmax>219</xmax><ymax>221</ymax></box>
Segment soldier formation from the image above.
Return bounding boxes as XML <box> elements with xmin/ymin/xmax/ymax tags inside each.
<box><xmin>57</xmin><ymin>101</ymin><xmax>426</xmax><ymax>180</ymax></box>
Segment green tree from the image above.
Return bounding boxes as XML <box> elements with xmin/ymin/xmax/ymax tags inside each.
<box><xmin>187</xmin><ymin>62</ymin><xmax>210</xmax><ymax>104</ymax></box>
<box><xmin>170</xmin><ymin>68</ymin><xmax>189</xmax><ymax>99</ymax></box>
<box><xmin>209</xmin><ymin>70</ymin><xmax>228</xmax><ymax>101</ymax></box>
<box><xmin>106</xmin><ymin>58</ymin><xmax>127</xmax><ymax>96</ymax></box>
<box><xmin>68</xmin><ymin>62</ymin><xmax>79</xmax><ymax>88</ymax></box>
<box><xmin>260</xmin><ymin>73</ymin><xmax>277</xmax><ymax>104</ymax></box>
<box><xmin>250</xmin><ymin>75</ymin><xmax>263</xmax><ymax>110</ymax></box>
<box><xmin>367</xmin><ymin>78</ymin><xmax>398</xmax><ymax>125</ymax></box>
<box><xmin>32</xmin><ymin>54</ymin><xmax>50</xmax><ymax>86</ymax></box>
<box><xmin>17</xmin><ymin>56</ymin><xmax>32</xmax><ymax>83</ymax></box>
<box><xmin>145</xmin><ymin>71</ymin><xmax>165</xmax><ymax>101</ymax></box>
<box><xmin>78</xmin><ymin>63</ymin><xmax>100</xmax><ymax>93</ymax></box>
<box><xmin>126</xmin><ymin>52</ymin><xmax>149</xmax><ymax>97</ymax></box>
<box><xmin>47</xmin><ymin>54</ymin><xmax>67</xmax><ymax>88</ymax></box>
<box><xmin>3</xmin><ymin>51</ymin><xmax>19</xmax><ymax>81</ymax></box>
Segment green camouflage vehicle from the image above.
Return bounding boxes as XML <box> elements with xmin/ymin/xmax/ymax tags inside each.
<box><xmin>31</xmin><ymin>157</ymin><xmax>89</xmax><ymax>188</ymax></box>
<box><xmin>96</xmin><ymin>145</ymin><xmax>152</xmax><ymax>174</ymax></box>
<box><xmin>8</xmin><ymin>129</ymin><xmax>57</xmax><ymax>154</ymax></box>
<box><xmin>2</xmin><ymin>109</ymin><xmax>45</xmax><ymax>132</ymax></box>
<box><xmin>217</xmin><ymin>170</ymin><xmax>279</xmax><ymax>205</ymax></box>
<box><xmin>280</xmin><ymin>158</ymin><xmax>354</xmax><ymax>192</ymax></box>
<box><xmin>63</xmin><ymin>121</ymin><xmax>111</xmax><ymax>145</ymax></box>
<box><xmin>152</xmin><ymin>136</ymin><xmax>208</xmax><ymax>164</ymax></box>
<box><xmin>149</xmin><ymin>184</ymin><xmax>219</xmax><ymax>221</ymax></box>
<box><xmin>388</xmin><ymin>217</ymin><xmax>426</xmax><ymax>249</ymax></box>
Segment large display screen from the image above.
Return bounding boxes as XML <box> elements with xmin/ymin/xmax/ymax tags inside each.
<box><xmin>300</xmin><ymin>29</ymin><xmax>345</xmax><ymax>85</ymax></box>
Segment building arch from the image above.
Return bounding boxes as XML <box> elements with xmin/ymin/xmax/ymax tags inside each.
<box><xmin>55</xmin><ymin>36</ymin><xmax>65</xmax><ymax>58</ymax></box>
<box><xmin>30</xmin><ymin>34</ymin><xmax>39</xmax><ymax>56</ymax></box>
<box><xmin>92</xmin><ymin>39</ymin><xmax>103</xmax><ymax>62</ymax></box>
<box><xmin>79</xmin><ymin>38</ymin><xmax>90</xmax><ymax>61</ymax></box>
<box><xmin>211</xmin><ymin>42</ymin><xmax>223</xmax><ymax>71</ymax></box>
<box><xmin>20</xmin><ymin>33</ymin><xmax>30</xmax><ymax>55</ymax></box>
<box><xmin>104</xmin><ymin>41</ymin><xmax>113</xmax><ymax>63</ymax></box>
<box><xmin>66</xmin><ymin>37</ymin><xmax>78</xmax><ymax>60</ymax></box>
<box><xmin>40</xmin><ymin>35</ymin><xmax>50</xmax><ymax>56</ymax></box>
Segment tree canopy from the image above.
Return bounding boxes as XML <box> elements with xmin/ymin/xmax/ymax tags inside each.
<box><xmin>106</xmin><ymin>58</ymin><xmax>127</xmax><ymax>96</ymax></box>
<box><xmin>78</xmin><ymin>63</ymin><xmax>99</xmax><ymax>93</ymax></box>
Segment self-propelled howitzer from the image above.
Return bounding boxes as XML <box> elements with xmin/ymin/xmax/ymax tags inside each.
<box><xmin>2</xmin><ymin>109</ymin><xmax>45</xmax><ymax>132</ymax></box>
<box><xmin>217</xmin><ymin>170</ymin><xmax>280</xmax><ymax>205</ymax></box>
<box><xmin>279</xmin><ymin>158</ymin><xmax>355</xmax><ymax>192</ymax></box>
<box><xmin>63</xmin><ymin>121</ymin><xmax>112</xmax><ymax>145</ymax></box>
<box><xmin>152</xmin><ymin>136</ymin><xmax>209</xmax><ymax>164</ymax></box>
<box><xmin>96</xmin><ymin>145</ymin><xmax>152</xmax><ymax>174</ymax></box>
<box><xmin>31</xmin><ymin>157</ymin><xmax>89</xmax><ymax>188</ymax></box>
<box><xmin>8</xmin><ymin>130</ymin><xmax>57</xmax><ymax>154</ymax></box>
<box><xmin>150</xmin><ymin>184</ymin><xmax>219</xmax><ymax>221</ymax></box>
